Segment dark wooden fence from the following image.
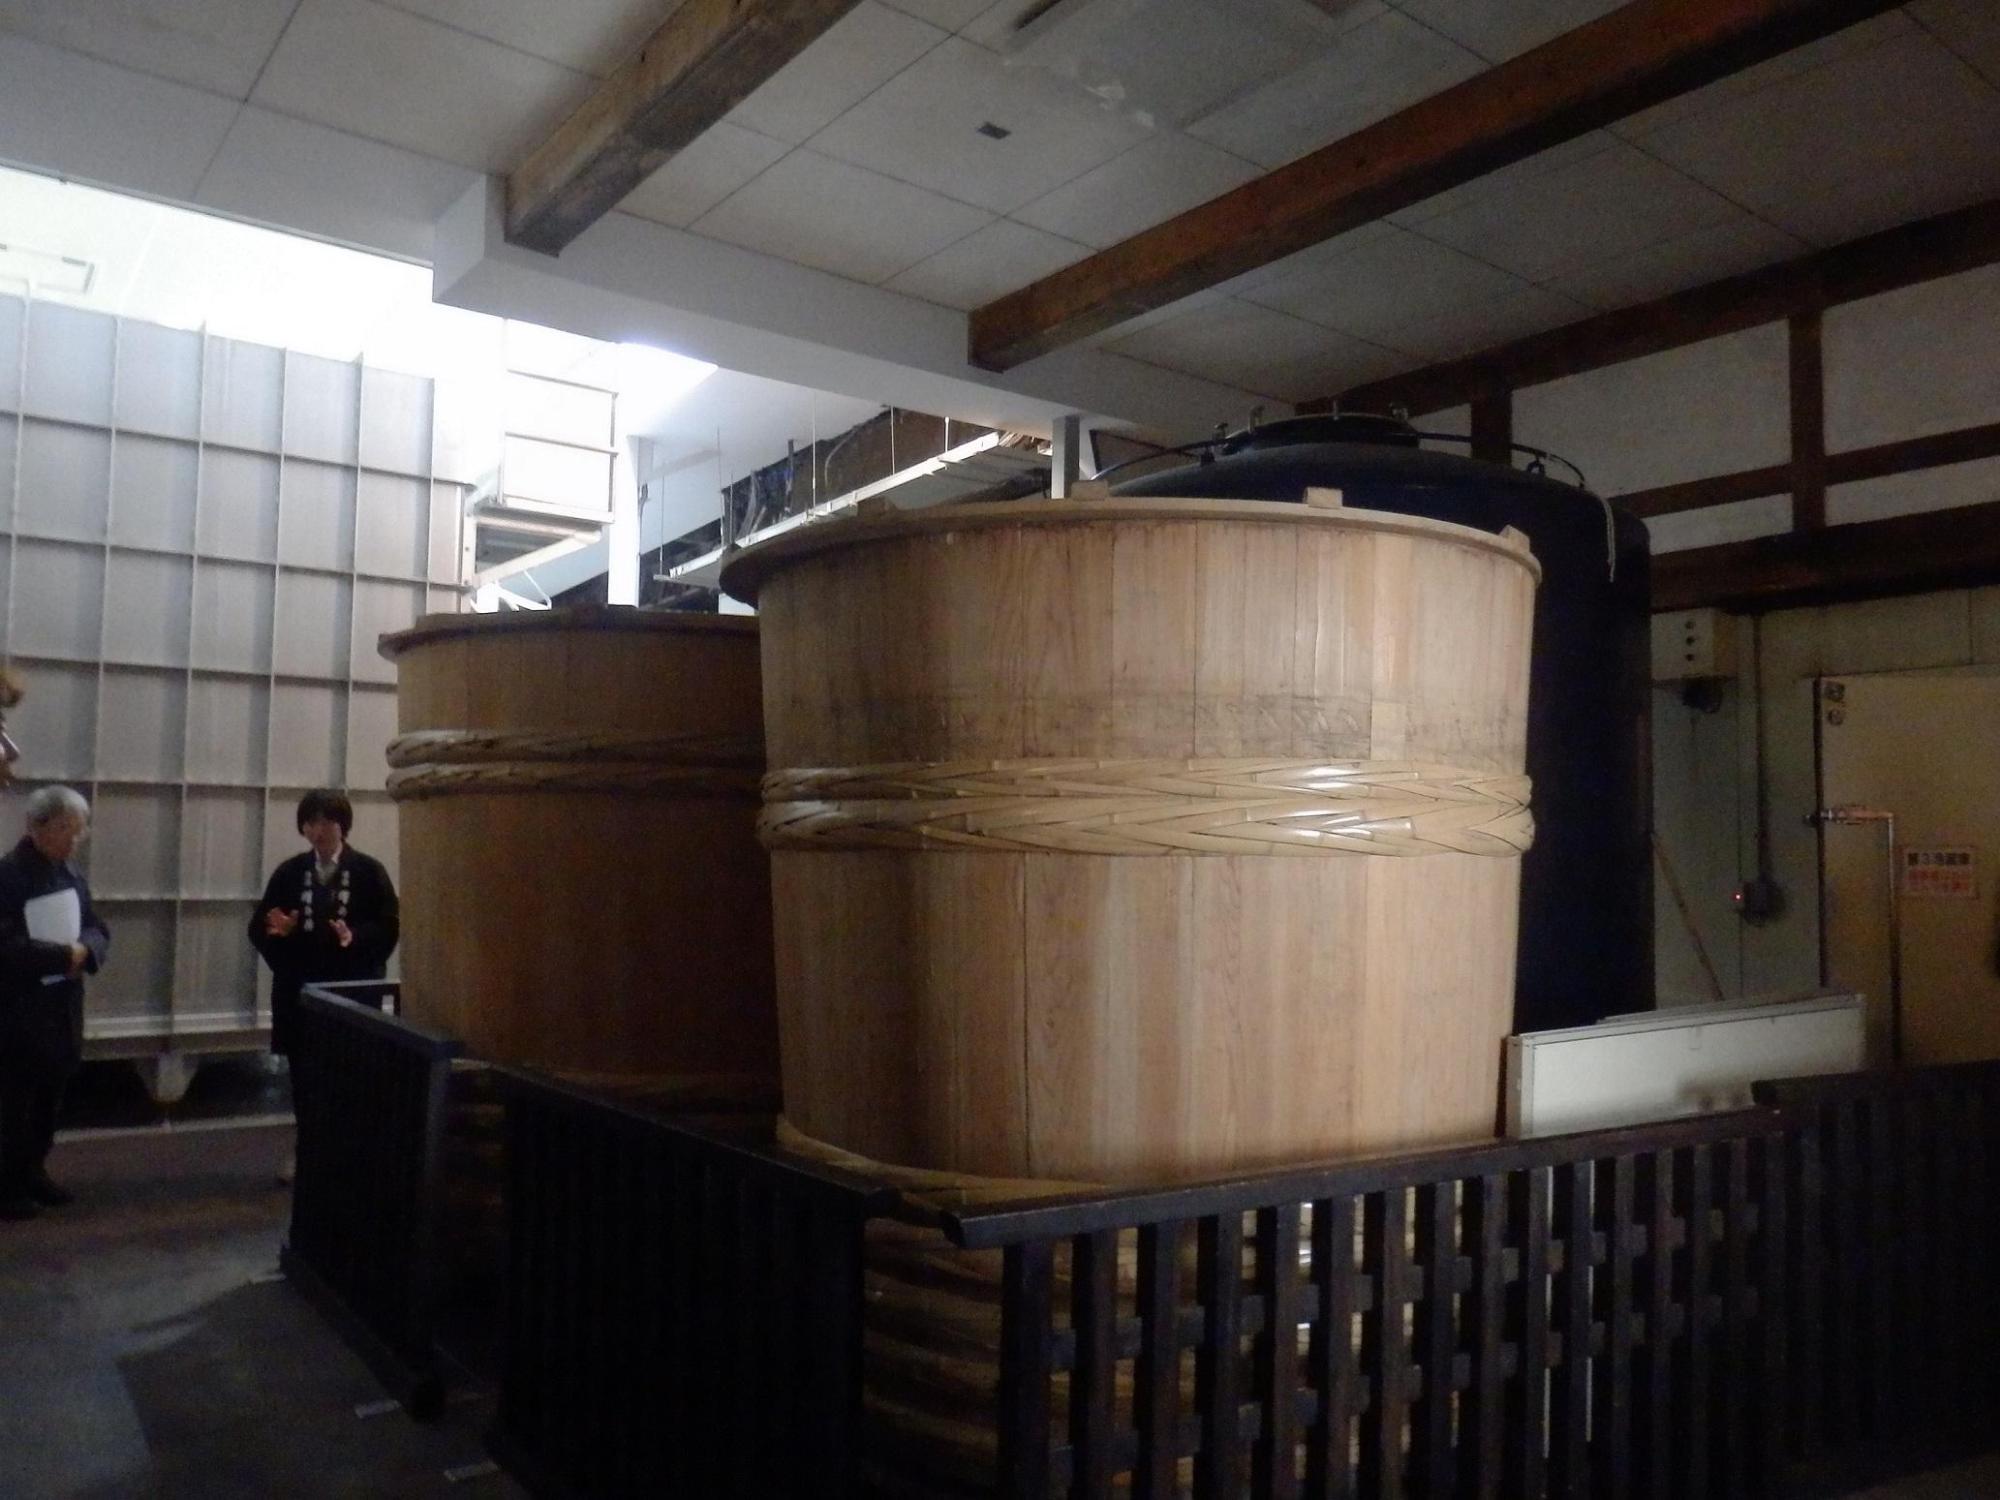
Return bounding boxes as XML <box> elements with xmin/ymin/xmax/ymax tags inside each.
<box><xmin>484</xmin><ymin>1068</ymin><xmax>898</xmax><ymax>1500</ymax></box>
<box><xmin>1755</xmin><ymin>1061</ymin><xmax>2000</xmax><ymax>1495</ymax></box>
<box><xmin>283</xmin><ymin>982</ymin><xmax>459</xmax><ymax>1417</ymax></box>
<box><xmin>942</xmin><ymin>1111</ymin><xmax>1792</xmax><ymax>1500</ymax></box>
<box><xmin>273</xmin><ymin>1010</ymin><xmax>1996</xmax><ymax>1494</ymax></box>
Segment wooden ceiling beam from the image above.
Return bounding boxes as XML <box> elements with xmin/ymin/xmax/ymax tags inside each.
<box><xmin>967</xmin><ymin>0</ymin><xmax>1904</xmax><ymax>373</ymax></box>
<box><xmin>507</xmin><ymin>0</ymin><xmax>864</xmax><ymax>256</ymax></box>
<box><xmin>1328</xmin><ymin>195</ymin><xmax>2000</xmax><ymax>417</ymax></box>
<box><xmin>1654</xmin><ymin>496</ymin><xmax>2000</xmax><ymax>612</ymax></box>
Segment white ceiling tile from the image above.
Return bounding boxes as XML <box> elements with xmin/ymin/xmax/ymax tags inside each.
<box><xmin>1212</xmin><ymin>221</ymin><xmax>1397</xmax><ymax>298</ymax></box>
<box><xmin>1911</xmin><ymin>0</ymin><xmax>2000</xmax><ymax>89</ymax></box>
<box><xmin>1613</xmin><ymin>12</ymin><xmax>1913</xmax><ymax>139</ymax></box>
<box><xmin>1185</xmin><ymin>8</ymin><xmax>1484</xmax><ymax>168</ymax></box>
<box><xmin>1388</xmin><ymin>132</ymin><xmax>1616</xmax><ymax>227</ymax></box>
<box><xmin>195</xmin><ymin>107</ymin><xmax>477</xmax><ymax>262</ymax></box>
<box><xmin>881</xmin><ymin>0</ymin><xmax>991</xmax><ymax>31</ymax></box>
<box><xmin>966</xmin><ymin>0</ymin><xmax>1382</xmax><ymax>53</ymax></box>
<box><xmin>1239</xmin><ymin>225</ymin><xmax>1526</xmax><ymax>349</ymax></box>
<box><xmin>1105</xmin><ymin>298</ymin><xmax>1407</xmax><ymax>402</ymax></box>
<box><xmin>728</xmin><ymin>2</ymin><xmax>945</xmax><ymax>144</ymax></box>
<box><xmin>250</xmin><ymin>0</ymin><xmax>594</xmax><ymax>173</ymax></box>
<box><xmin>619</xmin><ymin>122</ymin><xmax>791</xmax><ymax>228</ymax></box>
<box><xmin>1381</xmin><ymin>281</ymin><xmax>1592</xmax><ymax>362</ymax></box>
<box><xmin>885</xmin><ymin>218</ymin><xmax>1088</xmax><ymax>307</ymax></box>
<box><xmin>808</xmin><ymin>36</ymin><xmax>1152</xmax><ymax>212</ymax></box>
<box><xmin>0</xmin><ymin>32</ymin><xmax>239</xmax><ymax>199</ymax></box>
<box><xmin>1548</xmin><ymin>214</ymin><xmax>1806</xmax><ymax>311</ymax></box>
<box><xmin>1638</xmin><ymin>30</ymin><xmax>2000</xmax><ymax>248</ymax></box>
<box><xmin>1012</xmin><ymin>131</ymin><xmax>1258</xmax><ymax>248</ymax></box>
<box><xmin>0</xmin><ymin>0</ymin><xmax>296</xmax><ymax>98</ymax></box>
<box><xmin>1406</xmin><ymin>139</ymin><xmax>1744</xmax><ymax>283</ymax></box>
<box><xmin>692</xmin><ymin>148</ymin><xmax>991</xmax><ymax>284</ymax></box>
<box><xmin>369</xmin><ymin>0</ymin><xmax>665</xmax><ymax>76</ymax></box>
<box><xmin>1391</xmin><ymin>0</ymin><xmax>1626</xmax><ymax>64</ymax></box>
<box><xmin>971</xmin><ymin>0</ymin><xmax>1366</xmax><ymax>131</ymax></box>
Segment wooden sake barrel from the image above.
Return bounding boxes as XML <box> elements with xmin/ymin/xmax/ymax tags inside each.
<box><xmin>378</xmin><ymin>607</ymin><xmax>778</xmax><ymax>1091</ymax></box>
<box><xmin>723</xmin><ymin>495</ymin><xmax>1538</xmax><ymax>1182</ymax></box>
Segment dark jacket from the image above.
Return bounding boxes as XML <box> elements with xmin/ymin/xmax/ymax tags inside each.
<box><xmin>0</xmin><ymin>836</ymin><xmax>111</xmax><ymax>1079</ymax></box>
<box><xmin>248</xmin><ymin>845</ymin><xmax>399</xmax><ymax>1054</ymax></box>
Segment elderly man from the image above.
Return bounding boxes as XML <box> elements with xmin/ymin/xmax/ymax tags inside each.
<box><xmin>0</xmin><ymin>786</ymin><xmax>111</xmax><ymax>1220</ymax></box>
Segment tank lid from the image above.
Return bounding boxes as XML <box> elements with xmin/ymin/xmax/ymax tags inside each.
<box><xmin>378</xmin><ymin>604</ymin><xmax>756</xmax><ymax>661</ymax></box>
<box><xmin>717</xmin><ymin>495</ymin><xmax>1537</xmax><ymax>605</ymax></box>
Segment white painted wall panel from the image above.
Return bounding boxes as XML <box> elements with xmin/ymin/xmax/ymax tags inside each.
<box><xmin>88</xmin><ymin>902</ymin><xmax>174</xmax><ymax>1025</ymax></box>
<box><xmin>8</xmin><ymin>662</ymin><xmax>96</xmax><ymax>776</ymax></box>
<box><xmin>181</xmin><ymin>790</ymin><xmax>266</xmax><ymax>898</ymax></box>
<box><xmin>275</xmin><ymin>572</ymin><xmax>352</xmax><ymax>679</ymax></box>
<box><xmin>268</xmin><ymin>682</ymin><xmax>346</xmax><ymax>792</ymax></box>
<box><xmin>1645</xmin><ymin>493</ymin><xmax>1791</xmax><ymax>554</ymax></box>
<box><xmin>18</xmin><ymin>420</ymin><xmax>110</xmax><ymax>540</ymax></box>
<box><xmin>360</xmin><ymin>367</ymin><xmax>434</xmax><ymax>475</ymax></box>
<box><xmin>1825</xmin><ymin>263</ymin><xmax>2000</xmax><ymax>452</ymax></box>
<box><xmin>14</xmin><ymin>540</ymin><xmax>103</xmax><ymax>657</ymax></box>
<box><xmin>111</xmin><ymin>435</ymin><xmax>199</xmax><ymax>552</ymax></box>
<box><xmin>278</xmin><ymin>460</ymin><xmax>356</xmax><ymax>572</ymax></box>
<box><xmin>187</xmin><ymin>677</ymin><xmax>268</xmax><ymax>784</ymax></box>
<box><xmin>1514</xmin><ymin>324</ymin><xmax>1788</xmax><ymax>497</ymax></box>
<box><xmin>97</xmin><ymin>669</ymin><xmax>185</xmax><ymax>783</ymax></box>
<box><xmin>345</xmin><ymin>687</ymin><xmax>397</xmax><ymax>793</ymax></box>
<box><xmin>92</xmin><ymin>787</ymin><xmax>181</xmax><ymax>898</ymax></box>
<box><xmin>355</xmin><ymin>470</ymin><xmax>430</xmax><ymax>579</ymax></box>
<box><xmin>1826</xmin><ymin>455</ymin><xmax>2000</xmax><ymax>526</ymax></box>
<box><xmin>192</xmin><ymin>563</ymin><xmax>274</xmax><ymax>673</ymax></box>
<box><xmin>284</xmin><ymin>351</ymin><xmax>360</xmax><ymax>465</ymax></box>
<box><xmin>23</xmin><ymin>303</ymin><xmax>114</xmax><ymax>425</ymax></box>
<box><xmin>350</xmin><ymin>580</ymin><xmax>422</xmax><ymax>685</ymax></box>
<box><xmin>201</xmin><ymin>337</ymin><xmax>285</xmax><ymax>452</ymax></box>
<box><xmin>198</xmin><ymin>449</ymin><xmax>281</xmax><ymax>561</ymax></box>
<box><xmin>114</xmin><ymin>322</ymin><xmax>202</xmax><ymax>439</ymax></box>
<box><xmin>103</xmin><ymin>552</ymin><xmax>192</xmax><ymax>667</ymax></box>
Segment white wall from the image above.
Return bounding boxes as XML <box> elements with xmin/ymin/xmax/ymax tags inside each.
<box><xmin>1499</xmin><ymin>262</ymin><xmax>2000</xmax><ymax>1005</ymax></box>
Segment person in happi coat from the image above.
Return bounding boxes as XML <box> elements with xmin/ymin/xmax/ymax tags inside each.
<box><xmin>248</xmin><ymin>789</ymin><xmax>400</xmax><ymax>1062</ymax></box>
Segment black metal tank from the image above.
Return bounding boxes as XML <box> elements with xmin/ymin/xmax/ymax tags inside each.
<box><xmin>1112</xmin><ymin>413</ymin><xmax>1652</xmax><ymax>1033</ymax></box>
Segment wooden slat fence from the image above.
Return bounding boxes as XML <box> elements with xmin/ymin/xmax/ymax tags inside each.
<box><xmin>484</xmin><ymin>1068</ymin><xmax>898</xmax><ymax>1500</ymax></box>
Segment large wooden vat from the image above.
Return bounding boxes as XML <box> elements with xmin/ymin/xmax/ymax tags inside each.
<box><xmin>378</xmin><ymin>607</ymin><xmax>778</xmax><ymax>1092</ymax></box>
<box><xmin>723</xmin><ymin>495</ymin><xmax>1539</xmax><ymax>1183</ymax></box>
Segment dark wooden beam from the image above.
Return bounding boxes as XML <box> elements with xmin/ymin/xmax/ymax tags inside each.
<box><xmin>1620</xmin><ymin>420</ymin><xmax>2000</xmax><ymax>520</ymax></box>
<box><xmin>968</xmin><ymin>0</ymin><xmax>1904</xmax><ymax>372</ymax></box>
<box><xmin>1622</xmin><ymin>464</ymin><xmax>1791</xmax><ymax>520</ymax></box>
<box><xmin>1789</xmin><ymin>310</ymin><xmax>1825</xmax><ymax>530</ymax></box>
<box><xmin>1327</xmin><ymin>196</ymin><xmax>2000</xmax><ymax>417</ymax></box>
<box><xmin>1654</xmin><ymin>496</ymin><xmax>2000</xmax><ymax>612</ymax></box>
<box><xmin>507</xmin><ymin>0</ymin><xmax>863</xmax><ymax>255</ymax></box>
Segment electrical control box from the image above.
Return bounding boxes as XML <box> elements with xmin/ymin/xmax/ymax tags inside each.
<box><xmin>1651</xmin><ymin>607</ymin><xmax>1737</xmax><ymax>682</ymax></box>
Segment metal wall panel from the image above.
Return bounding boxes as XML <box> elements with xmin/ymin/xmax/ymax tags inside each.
<box><xmin>0</xmin><ymin>291</ymin><xmax>460</xmax><ymax>1053</ymax></box>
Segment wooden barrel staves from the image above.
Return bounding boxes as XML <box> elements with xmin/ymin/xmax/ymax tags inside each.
<box><xmin>377</xmin><ymin>607</ymin><xmax>780</xmax><ymax>1092</ymax></box>
<box><xmin>724</xmin><ymin>495</ymin><xmax>1539</xmax><ymax>1183</ymax></box>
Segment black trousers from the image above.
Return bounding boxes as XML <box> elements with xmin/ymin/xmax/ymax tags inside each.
<box><xmin>0</xmin><ymin>1064</ymin><xmax>70</xmax><ymax>1194</ymax></box>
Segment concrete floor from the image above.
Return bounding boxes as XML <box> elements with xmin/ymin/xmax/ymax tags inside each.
<box><xmin>2</xmin><ymin>1110</ymin><xmax>1994</xmax><ymax>1500</ymax></box>
<box><xmin>0</xmin><ymin>1120</ymin><xmax>522</xmax><ymax>1500</ymax></box>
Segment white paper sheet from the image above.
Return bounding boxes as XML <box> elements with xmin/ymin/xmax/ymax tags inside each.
<box><xmin>24</xmin><ymin>888</ymin><xmax>81</xmax><ymax>986</ymax></box>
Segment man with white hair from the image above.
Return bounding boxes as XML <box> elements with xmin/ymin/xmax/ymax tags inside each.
<box><xmin>0</xmin><ymin>786</ymin><xmax>111</xmax><ymax>1219</ymax></box>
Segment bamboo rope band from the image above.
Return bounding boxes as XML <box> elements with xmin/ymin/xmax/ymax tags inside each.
<box><xmin>761</xmin><ymin>758</ymin><xmax>1532</xmax><ymax>857</ymax></box>
<box><xmin>385</xmin><ymin>727</ymin><xmax>764</xmax><ymax>802</ymax></box>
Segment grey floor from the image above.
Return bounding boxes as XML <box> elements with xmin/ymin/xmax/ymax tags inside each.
<box><xmin>2</xmin><ymin>1116</ymin><xmax>1994</xmax><ymax>1500</ymax></box>
<box><xmin>0</xmin><ymin>1120</ymin><xmax>521</xmax><ymax>1500</ymax></box>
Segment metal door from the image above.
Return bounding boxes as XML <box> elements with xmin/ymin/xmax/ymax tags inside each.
<box><xmin>1817</xmin><ymin>672</ymin><xmax>2000</xmax><ymax>1063</ymax></box>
